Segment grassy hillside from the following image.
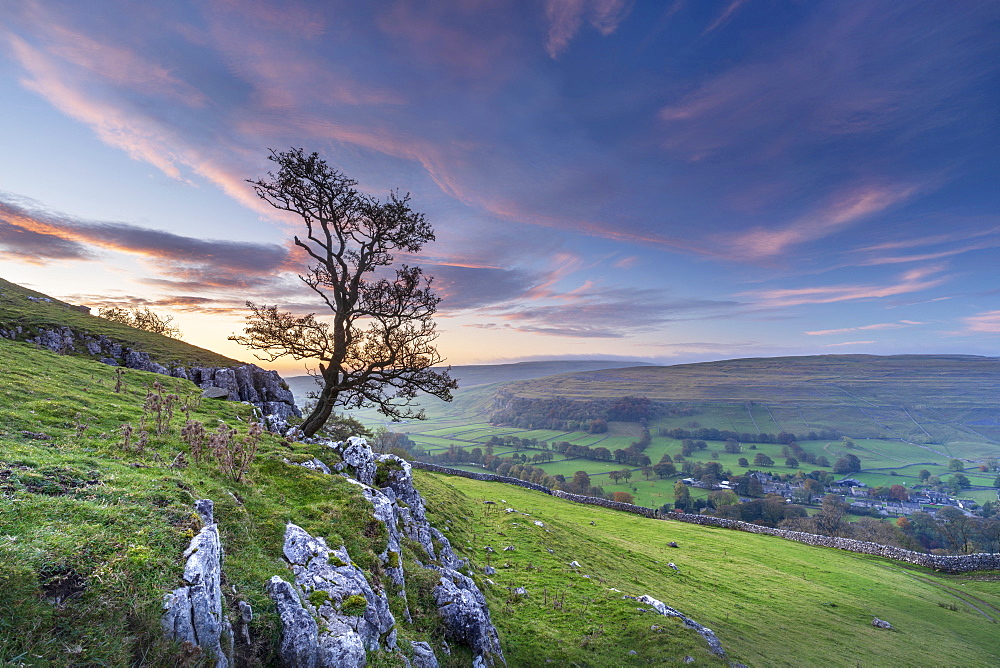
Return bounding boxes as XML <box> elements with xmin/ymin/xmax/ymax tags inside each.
<box><xmin>2</xmin><ymin>334</ymin><xmax>998</xmax><ymax>666</ymax></box>
<box><xmin>421</xmin><ymin>472</ymin><xmax>1000</xmax><ymax>667</ymax></box>
<box><xmin>497</xmin><ymin>355</ymin><xmax>1000</xmax><ymax>447</ymax></box>
<box><xmin>0</xmin><ymin>276</ymin><xmax>240</xmax><ymax>368</ymax></box>
<box><xmin>0</xmin><ymin>334</ymin><xmax>724</xmax><ymax>666</ymax></box>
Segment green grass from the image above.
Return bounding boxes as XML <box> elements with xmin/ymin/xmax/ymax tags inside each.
<box><xmin>3</xmin><ymin>291</ymin><xmax>1000</xmax><ymax>667</ymax></box>
<box><xmin>0</xmin><ymin>277</ymin><xmax>240</xmax><ymax>369</ymax></box>
<box><xmin>498</xmin><ymin>355</ymin><xmax>1000</xmax><ymax>448</ymax></box>
<box><xmin>0</xmin><ymin>337</ymin><xmax>485</xmax><ymax>666</ymax></box>
<box><xmin>419</xmin><ymin>471</ymin><xmax>1000</xmax><ymax>667</ymax></box>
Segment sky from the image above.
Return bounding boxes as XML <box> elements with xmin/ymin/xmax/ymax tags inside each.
<box><xmin>0</xmin><ymin>0</ymin><xmax>997</xmax><ymax>376</ymax></box>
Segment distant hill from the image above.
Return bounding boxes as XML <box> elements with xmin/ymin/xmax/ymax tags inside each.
<box><xmin>285</xmin><ymin>359</ymin><xmax>652</xmax><ymax>405</ymax></box>
<box><xmin>495</xmin><ymin>354</ymin><xmax>1000</xmax><ymax>448</ymax></box>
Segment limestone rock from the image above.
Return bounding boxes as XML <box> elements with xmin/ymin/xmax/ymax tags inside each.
<box><xmin>330</xmin><ymin>436</ymin><xmax>378</xmax><ymax>486</ymax></box>
<box><xmin>269</xmin><ymin>523</ymin><xmax>396</xmax><ymax>667</ymax></box>
<box><xmin>162</xmin><ymin>500</ymin><xmax>232</xmax><ymax>667</ymax></box>
<box><xmin>432</xmin><ymin>569</ymin><xmax>504</xmax><ymax>666</ymax></box>
<box><xmin>411</xmin><ymin>641</ymin><xmax>439</xmax><ymax>668</ymax></box>
<box><xmin>872</xmin><ymin>617</ymin><xmax>894</xmax><ymax>630</ymax></box>
<box><xmin>202</xmin><ymin>386</ymin><xmax>230</xmax><ymax>399</ymax></box>
<box><xmin>633</xmin><ymin>594</ymin><xmax>725</xmax><ymax>657</ymax></box>
<box><xmin>297</xmin><ymin>458</ymin><xmax>332</xmax><ymax>475</ymax></box>
<box><xmin>267</xmin><ymin>576</ymin><xmax>320</xmax><ymax>667</ymax></box>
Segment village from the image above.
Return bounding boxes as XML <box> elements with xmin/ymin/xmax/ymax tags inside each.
<box><xmin>681</xmin><ymin>470</ymin><xmax>997</xmax><ymax>518</ymax></box>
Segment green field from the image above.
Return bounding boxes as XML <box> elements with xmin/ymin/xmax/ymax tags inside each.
<box><xmin>420</xmin><ymin>471</ymin><xmax>1000</xmax><ymax>667</ymax></box>
<box><xmin>498</xmin><ymin>355</ymin><xmax>1000</xmax><ymax>447</ymax></box>
<box><xmin>337</xmin><ymin>354</ymin><xmax>1000</xmax><ymax>513</ymax></box>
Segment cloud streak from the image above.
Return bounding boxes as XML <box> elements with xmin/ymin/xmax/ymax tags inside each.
<box><xmin>805</xmin><ymin>321</ymin><xmax>923</xmax><ymax>336</ymax></box>
<box><xmin>743</xmin><ymin>266</ymin><xmax>949</xmax><ymax>308</ymax></box>
<box><xmin>0</xmin><ymin>193</ymin><xmax>288</xmax><ymax>291</ymax></box>
<box><xmin>473</xmin><ymin>284</ymin><xmax>740</xmax><ymax>338</ymax></box>
<box><xmin>963</xmin><ymin>311</ymin><xmax>1000</xmax><ymax>334</ymax></box>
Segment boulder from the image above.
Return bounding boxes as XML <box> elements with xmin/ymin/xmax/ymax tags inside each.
<box><xmin>202</xmin><ymin>386</ymin><xmax>230</xmax><ymax>399</ymax></box>
<box><xmin>267</xmin><ymin>576</ymin><xmax>321</xmax><ymax>667</ymax></box>
<box><xmin>432</xmin><ymin>569</ymin><xmax>504</xmax><ymax>666</ymax></box>
<box><xmin>411</xmin><ymin>641</ymin><xmax>439</xmax><ymax>668</ymax></box>
<box><xmin>872</xmin><ymin>617</ymin><xmax>894</xmax><ymax>630</ymax></box>
<box><xmin>330</xmin><ymin>436</ymin><xmax>378</xmax><ymax>486</ymax></box>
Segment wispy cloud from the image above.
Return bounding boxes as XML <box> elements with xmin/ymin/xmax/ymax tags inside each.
<box><xmin>658</xmin><ymin>2</ymin><xmax>997</xmax><ymax>169</ymax></box>
<box><xmin>805</xmin><ymin>320</ymin><xmax>923</xmax><ymax>336</ymax></box>
<box><xmin>849</xmin><ymin>224</ymin><xmax>1000</xmax><ymax>266</ymax></box>
<box><xmin>0</xmin><ymin>194</ymin><xmax>289</xmax><ymax>291</ymax></box>
<box><xmin>473</xmin><ymin>284</ymin><xmax>740</xmax><ymax>338</ymax></box>
<box><xmin>544</xmin><ymin>0</ymin><xmax>633</xmax><ymax>58</ymax></box>
<box><xmin>743</xmin><ymin>265</ymin><xmax>948</xmax><ymax>307</ymax></box>
<box><xmin>963</xmin><ymin>310</ymin><xmax>1000</xmax><ymax>334</ymax></box>
<box><xmin>703</xmin><ymin>0</ymin><xmax>749</xmax><ymax>35</ymax></box>
<box><xmin>821</xmin><ymin>340</ymin><xmax>875</xmax><ymax>347</ymax></box>
<box><xmin>727</xmin><ymin>183</ymin><xmax>917</xmax><ymax>259</ymax></box>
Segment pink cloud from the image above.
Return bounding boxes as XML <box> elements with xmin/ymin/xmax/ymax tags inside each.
<box><xmin>727</xmin><ymin>182</ymin><xmax>917</xmax><ymax>259</ymax></box>
<box><xmin>544</xmin><ymin>0</ymin><xmax>633</xmax><ymax>58</ymax></box>
<box><xmin>703</xmin><ymin>0</ymin><xmax>749</xmax><ymax>35</ymax></box>
<box><xmin>7</xmin><ymin>33</ymin><xmax>186</xmax><ymax>179</ymax></box>
<box><xmin>963</xmin><ymin>311</ymin><xmax>1000</xmax><ymax>334</ymax></box>
<box><xmin>743</xmin><ymin>265</ymin><xmax>948</xmax><ymax>307</ymax></box>
<box><xmin>43</xmin><ymin>23</ymin><xmax>207</xmax><ymax>106</ymax></box>
<box><xmin>805</xmin><ymin>321</ymin><xmax>923</xmax><ymax>336</ymax></box>
<box><xmin>376</xmin><ymin>1</ymin><xmax>514</xmax><ymax>80</ymax></box>
<box><xmin>613</xmin><ymin>255</ymin><xmax>640</xmax><ymax>269</ymax></box>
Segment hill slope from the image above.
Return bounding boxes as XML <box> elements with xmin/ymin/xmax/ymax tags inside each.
<box><xmin>2</xmin><ymin>335</ymin><xmax>999</xmax><ymax>666</ymax></box>
<box><xmin>496</xmin><ymin>354</ymin><xmax>1000</xmax><ymax>447</ymax></box>
<box><xmin>285</xmin><ymin>359</ymin><xmax>653</xmax><ymax>406</ymax></box>
<box><xmin>0</xmin><ymin>276</ymin><xmax>240</xmax><ymax>368</ymax></box>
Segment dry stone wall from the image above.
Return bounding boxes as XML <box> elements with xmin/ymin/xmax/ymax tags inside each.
<box><xmin>409</xmin><ymin>462</ymin><xmax>1000</xmax><ymax>573</ymax></box>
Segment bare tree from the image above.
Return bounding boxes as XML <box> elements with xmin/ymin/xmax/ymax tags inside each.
<box><xmin>230</xmin><ymin>148</ymin><xmax>456</xmax><ymax>437</ymax></box>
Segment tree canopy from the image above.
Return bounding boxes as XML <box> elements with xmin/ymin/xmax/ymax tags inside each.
<box><xmin>231</xmin><ymin>148</ymin><xmax>456</xmax><ymax>437</ymax></box>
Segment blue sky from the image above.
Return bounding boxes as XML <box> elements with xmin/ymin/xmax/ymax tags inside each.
<box><xmin>0</xmin><ymin>0</ymin><xmax>997</xmax><ymax>373</ymax></box>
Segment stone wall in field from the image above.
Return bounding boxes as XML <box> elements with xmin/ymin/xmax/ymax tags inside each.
<box><xmin>410</xmin><ymin>461</ymin><xmax>1000</xmax><ymax>573</ymax></box>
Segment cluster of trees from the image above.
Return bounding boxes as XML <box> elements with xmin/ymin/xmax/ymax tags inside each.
<box><xmin>898</xmin><ymin>506</ymin><xmax>1000</xmax><ymax>554</ymax></box>
<box><xmin>548</xmin><ymin>425</ymin><xmax>654</xmax><ymax>468</ymax></box>
<box><xmin>780</xmin><ymin>441</ymin><xmax>831</xmax><ymax>467</ymax></box>
<box><xmin>915</xmin><ymin>468</ymin><xmax>975</xmax><ymax>495</ymax></box>
<box><xmin>99</xmin><ymin>305</ymin><xmax>182</xmax><ymax>339</ymax></box>
<box><xmin>658</xmin><ymin>426</ymin><xmax>841</xmax><ymax>444</ymax></box>
<box><xmin>490</xmin><ymin>394</ymin><xmax>658</xmax><ymax>430</ymax></box>
<box><xmin>832</xmin><ymin>453</ymin><xmax>862</xmax><ymax>474</ymax></box>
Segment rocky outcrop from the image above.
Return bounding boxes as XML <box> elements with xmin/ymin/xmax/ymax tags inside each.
<box><xmin>162</xmin><ymin>500</ymin><xmax>232</xmax><ymax>667</ymax></box>
<box><xmin>632</xmin><ymin>594</ymin><xmax>725</xmax><ymax>657</ymax></box>
<box><xmin>187</xmin><ymin>365</ymin><xmax>300</xmax><ymax>422</ymax></box>
<box><xmin>0</xmin><ymin>324</ymin><xmax>300</xmax><ymax>422</ymax></box>
<box><xmin>268</xmin><ymin>523</ymin><xmax>397</xmax><ymax>667</ymax></box>
<box><xmin>284</xmin><ymin>437</ymin><xmax>504</xmax><ymax>667</ymax></box>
